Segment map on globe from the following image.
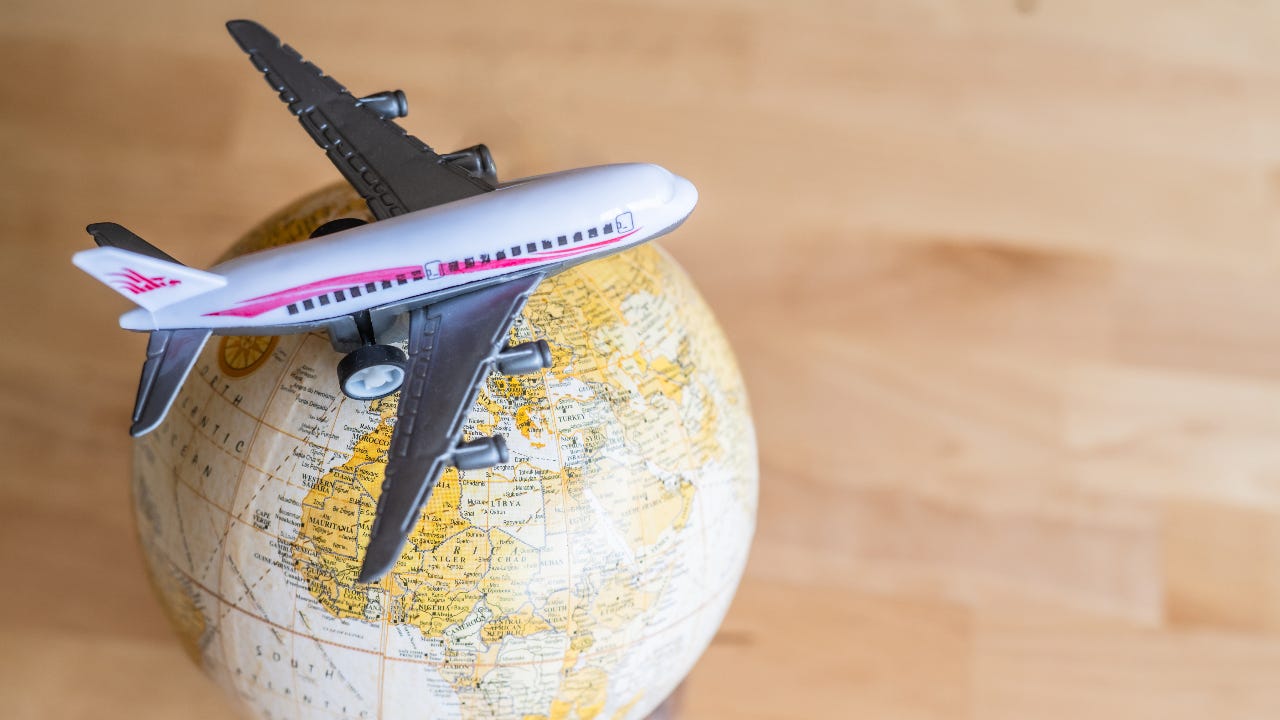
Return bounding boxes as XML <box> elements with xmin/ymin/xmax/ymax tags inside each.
<box><xmin>131</xmin><ymin>185</ymin><xmax>758</xmax><ymax>720</ymax></box>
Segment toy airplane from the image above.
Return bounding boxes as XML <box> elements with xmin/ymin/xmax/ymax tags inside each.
<box><xmin>73</xmin><ymin>19</ymin><xmax>697</xmax><ymax>583</ymax></box>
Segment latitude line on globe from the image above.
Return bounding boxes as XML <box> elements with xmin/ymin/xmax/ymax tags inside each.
<box><xmin>148</xmin><ymin>539</ymin><xmax>746</xmax><ymax>670</ymax></box>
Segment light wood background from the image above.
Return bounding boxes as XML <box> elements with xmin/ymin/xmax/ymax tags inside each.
<box><xmin>5</xmin><ymin>1</ymin><xmax>1280</xmax><ymax>717</ymax></box>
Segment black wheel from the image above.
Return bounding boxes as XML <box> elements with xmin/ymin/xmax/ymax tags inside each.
<box><xmin>310</xmin><ymin>217</ymin><xmax>368</xmax><ymax>239</ymax></box>
<box><xmin>337</xmin><ymin>344</ymin><xmax>407</xmax><ymax>400</ymax></box>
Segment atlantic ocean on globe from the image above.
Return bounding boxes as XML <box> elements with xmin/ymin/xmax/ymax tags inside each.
<box><xmin>132</xmin><ymin>183</ymin><xmax>758</xmax><ymax>720</ymax></box>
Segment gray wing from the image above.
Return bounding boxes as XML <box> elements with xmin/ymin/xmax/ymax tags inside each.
<box><xmin>358</xmin><ymin>274</ymin><xmax>546</xmax><ymax>583</ymax></box>
<box><xmin>226</xmin><ymin>19</ymin><xmax>492</xmax><ymax>220</ymax></box>
<box><xmin>130</xmin><ymin>329</ymin><xmax>212</xmax><ymax>437</ymax></box>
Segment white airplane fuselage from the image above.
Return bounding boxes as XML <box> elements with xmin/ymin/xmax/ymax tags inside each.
<box><xmin>120</xmin><ymin>162</ymin><xmax>698</xmax><ymax>332</ymax></box>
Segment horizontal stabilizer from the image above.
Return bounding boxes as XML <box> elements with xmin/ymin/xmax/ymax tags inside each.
<box><xmin>73</xmin><ymin>243</ymin><xmax>226</xmax><ymax>312</ymax></box>
<box><xmin>131</xmin><ymin>328</ymin><xmax>212</xmax><ymax>437</ymax></box>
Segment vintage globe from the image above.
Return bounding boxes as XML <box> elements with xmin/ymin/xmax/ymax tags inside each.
<box><xmin>132</xmin><ymin>183</ymin><xmax>758</xmax><ymax>720</ymax></box>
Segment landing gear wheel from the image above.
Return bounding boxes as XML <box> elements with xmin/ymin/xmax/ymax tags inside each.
<box><xmin>337</xmin><ymin>344</ymin><xmax>407</xmax><ymax>400</ymax></box>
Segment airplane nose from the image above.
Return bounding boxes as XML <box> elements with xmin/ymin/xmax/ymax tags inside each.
<box><xmin>671</xmin><ymin>174</ymin><xmax>698</xmax><ymax>216</ymax></box>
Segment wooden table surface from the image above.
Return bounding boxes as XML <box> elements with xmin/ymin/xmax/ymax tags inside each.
<box><xmin>6</xmin><ymin>1</ymin><xmax>1280</xmax><ymax>717</ymax></box>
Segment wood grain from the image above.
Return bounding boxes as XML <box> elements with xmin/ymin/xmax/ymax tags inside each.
<box><xmin>5</xmin><ymin>1</ymin><xmax>1280</xmax><ymax>717</ymax></box>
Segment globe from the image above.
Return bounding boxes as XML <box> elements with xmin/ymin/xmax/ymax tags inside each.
<box><xmin>132</xmin><ymin>182</ymin><xmax>758</xmax><ymax>720</ymax></box>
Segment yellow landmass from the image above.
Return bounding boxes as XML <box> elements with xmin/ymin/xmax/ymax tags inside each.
<box><xmin>611</xmin><ymin>694</ymin><xmax>643</xmax><ymax>720</ymax></box>
<box><xmin>615</xmin><ymin>477</ymin><xmax>690</xmax><ymax>550</ymax></box>
<box><xmin>644</xmin><ymin>355</ymin><xmax>687</xmax><ymax>403</ymax></box>
<box><xmin>592</xmin><ymin>573</ymin><xmax>653</xmax><ymax>632</ymax></box>
<box><xmin>292</xmin><ymin>393</ymin><xmax>486</xmax><ymax>629</ymax></box>
<box><xmin>483</xmin><ymin>530</ymin><xmax>537</xmax><ymax>614</ymax></box>
<box><xmin>551</xmin><ymin>667</ymin><xmax>609</xmax><ymax>720</ymax></box>
<box><xmin>481</xmin><ymin>604</ymin><xmax>552</xmax><ymax>645</ymax></box>
<box><xmin>291</xmin><ymin>386</ymin><xmax>549</xmax><ymax>652</ymax></box>
<box><xmin>284</xmin><ymin>243</ymin><xmax>748</xmax><ymax>719</ymax></box>
<box><xmin>674</xmin><ymin>480</ymin><xmax>696</xmax><ymax>530</ymax></box>
<box><xmin>516</xmin><ymin>404</ymin><xmax>547</xmax><ymax>446</ymax></box>
<box><xmin>403</xmin><ymin>568</ymin><xmax>481</xmax><ymax>637</ymax></box>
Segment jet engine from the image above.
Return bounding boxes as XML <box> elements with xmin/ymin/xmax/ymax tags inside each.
<box><xmin>441</xmin><ymin>144</ymin><xmax>498</xmax><ymax>186</ymax></box>
<box><xmin>358</xmin><ymin>90</ymin><xmax>408</xmax><ymax>119</ymax></box>
<box><xmin>452</xmin><ymin>436</ymin><xmax>509</xmax><ymax>470</ymax></box>
<box><xmin>496</xmin><ymin>340</ymin><xmax>552</xmax><ymax>376</ymax></box>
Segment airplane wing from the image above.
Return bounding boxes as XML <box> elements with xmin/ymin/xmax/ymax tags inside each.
<box><xmin>358</xmin><ymin>274</ymin><xmax>545</xmax><ymax>583</ymax></box>
<box><xmin>226</xmin><ymin>19</ymin><xmax>493</xmax><ymax>220</ymax></box>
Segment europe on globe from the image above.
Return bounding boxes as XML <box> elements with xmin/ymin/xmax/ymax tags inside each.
<box><xmin>132</xmin><ymin>183</ymin><xmax>758</xmax><ymax>720</ymax></box>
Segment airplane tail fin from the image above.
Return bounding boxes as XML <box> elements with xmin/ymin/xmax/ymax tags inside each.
<box><xmin>72</xmin><ymin>223</ymin><xmax>227</xmax><ymax>312</ymax></box>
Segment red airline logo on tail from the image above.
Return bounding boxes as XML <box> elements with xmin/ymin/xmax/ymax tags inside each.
<box><xmin>109</xmin><ymin>268</ymin><xmax>183</xmax><ymax>295</ymax></box>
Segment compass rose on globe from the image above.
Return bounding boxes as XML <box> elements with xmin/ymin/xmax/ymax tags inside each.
<box><xmin>217</xmin><ymin>336</ymin><xmax>279</xmax><ymax>378</ymax></box>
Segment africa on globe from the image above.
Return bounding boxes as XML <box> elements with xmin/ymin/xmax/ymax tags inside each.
<box><xmin>133</xmin><ymin>183</ymin><xmax>758</xmax><ymax>720</ymax></box>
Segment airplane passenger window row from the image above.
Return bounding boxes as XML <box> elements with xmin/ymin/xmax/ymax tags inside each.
<box><xmin>444</xmin><ymin>221</ymin><xmax>619</xmax><ymax>274</ymax></box>
<box><xmin>286</xmin><ymin>268</ymin><xmax>427</xmax><ymax>315</ymax></box>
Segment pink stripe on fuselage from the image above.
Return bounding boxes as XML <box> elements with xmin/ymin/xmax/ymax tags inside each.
<box><xmin>204</xmin><ymin>265</ymin><xmax>422</xmax><ymax>318</ymax></box>
<box><xmin>203</xmin><ymin>227</ymin><xmax>642</xmax><ymax>318</ymax></box>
